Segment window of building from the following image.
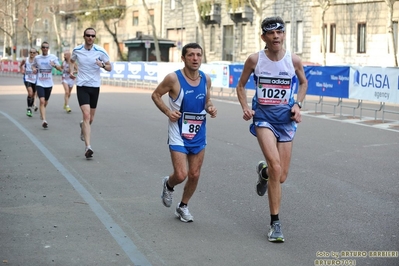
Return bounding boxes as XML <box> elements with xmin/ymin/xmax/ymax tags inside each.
<box><xmin>240</xmin><ymin>23</ymin><xmax>246</xmax><ymax>52</ymax></box>
<box><xmin>330</xmin><ymin>24</ymin><xmax>336</xmax><ymax>53</ymax></box>
<box><xmin>223</xmin><ymin>25</ymin><xmax>234</xmax><ymax>61</ymax></box>
<box><xmin>34</xmin><ymin>3</ymin><xmax>39</xmax><ymax>15</ymax></box>
<box><xmin>104</xmin><ymin>43</ymin><xmax>110</xmax><ymax>55</ymax></box>
<box><xmin>148</xmin><ymin>9</ymin><xmax>154</xmax><ymax>25</ymax></box>
<box><xmin>357</xmin><ymin>23</ymin><xmax>366</xmax><ymax>53</ymax></box>
<box><xmin>171</xmin><ymin>0</ymin><xmax>176</xmax><ymax>10</ymax></box>
<box><xmin>210</xmin><ymin>25</ymin><xmax>215</xmax><ymax>52</ymax></box>
<box><xmin>44</xmin><ymin>19</ymin><xmax>49</xmax><ymax>30</ymax></box>
<box><xmin>133</xmin><ymin>11</ymin><xmax>139</xmax><ymax>26</ymax></box>
<box><xmin>285</xmin><ymin>21</ymin><xmax>291</xmax><ymax>50</ymax></box>
<box><xmin>66</xmin><ymin>17</ymin><xmax>72</xmax><ymax>30</ymax></box>
<box><xmin>320</xmin><ymin>23</ymin><xmax>327</xmax><ymax>53</ymax></box>
<box><xmin>296</xmin><ymin>21</ymin><xmax>303</xmax><ymax>53</ymax></box>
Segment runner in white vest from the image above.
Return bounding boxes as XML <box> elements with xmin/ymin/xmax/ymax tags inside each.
<box><xmin>32</xmin><ymin>41</ymin><xmax>62</xmax><ymax>129</ymax></box>
<box><xmin>20</xmin><ymin>48</ymin><xmax>38</xmax><ymax>117</ymax></box>
<box><xmin>61</xmin><ymin>51</ymin><xmax>77</xmax><ymax>113</ymax></box>
<box><xmin>237</xmin><ymin>16</ymin><xmax>308</xmax><ymax>243</ymax></box>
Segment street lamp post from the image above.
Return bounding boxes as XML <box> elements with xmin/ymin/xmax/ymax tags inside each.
<box><xmin>13</xmin><ymin>18</ymin><xmax>18</xmax><ymax>60</ymax></box>
<box><xmin>52</xmin><ymin>12</ymin><xmax>62</xmax><ymax>57</ymax></box>
<box><xmin>30</xmin><ymin>18</ymin><xmax>41</xmax><ymax>47</ymax></box>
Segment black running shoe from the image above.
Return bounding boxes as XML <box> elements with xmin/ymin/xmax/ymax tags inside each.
<box><xmin>85</xmin><ymin>148</ymin><xmax>93</xmax><ymax>159</ymax></box>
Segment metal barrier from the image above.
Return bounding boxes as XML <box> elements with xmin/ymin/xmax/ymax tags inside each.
<box><xmin>339</xmin><ymin>99</ymin><xmax>361</xmax><ymax>118</ymax></box>
<box><xmin>304</xmin><ymin>96</ymin><xmax>323</xmax><ymax>113</ymax></box>
<box><xmin>320</xmin><ymin>97</ymin><xmax>341</xmax><ymax>116</ymax></box>
<box><xmin>359</xmin><ymin>101</ymin><xmax>384</xmax><ymax>120</ymax></box>
<box><xmin>3</xmin><ymin>71</ymin><xmax>398</xmax><ymax>122</ymax></box>
<box><xmin>381</xmin><ymin>103</ymin><xmax>399</xmax><ymax>122</ymax></box>
<box><xmin>304</xmin><ymin>96</ymin><xmax>399</xmax><ymax>121</ymax></box>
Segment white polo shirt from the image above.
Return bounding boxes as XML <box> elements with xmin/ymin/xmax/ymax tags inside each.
<box><xmin>71</xmin><ymin>44</ymin><xmax>110</xmax><ymax>87</ymax></box>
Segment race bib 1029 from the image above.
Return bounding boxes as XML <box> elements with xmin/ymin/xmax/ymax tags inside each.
<box><xmin>257</xmin><ymin>76</ymin><xmax>291</xmax><ymax>105</ymax></box>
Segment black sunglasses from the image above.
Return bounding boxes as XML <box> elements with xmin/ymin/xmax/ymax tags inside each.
<box><xmin>85</xmin><ymin>34</ymin><xmax>96</xmax><ymax>38</ymax></box>
<box><xmin>41</xmin><ymin>46</ymin><xmax>49</xmax><ymax>49</ymax></box>
<box><xmin>30</xmin><ymin>51</ymin><xmax>36</xmax><ymax>53</ymax></box>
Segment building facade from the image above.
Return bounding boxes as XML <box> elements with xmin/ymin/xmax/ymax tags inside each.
<box><xmin>310</xmin><ymin>0</ymin><xmax>399</xmax><ymax>66</ymax></box>
<box><xmin>1</xmin><ymin>0</ymin><xmax>398</xmax><ymax>67</ymax></box>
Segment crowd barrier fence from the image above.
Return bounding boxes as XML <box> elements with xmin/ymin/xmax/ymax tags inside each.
<box><xmin>2</xmin><ymin>60</ymin><xmax>398</xmax><ymax>121</ymax></box>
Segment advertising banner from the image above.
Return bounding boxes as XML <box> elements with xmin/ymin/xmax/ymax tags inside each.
<box><xmin>111</xmin><ymin>62</ymin><xmax>129</xmax><ymax>79</ymax></box>
<box><xmin>127</xmin><ymin>62</ymin><xmax>144</xmax><ymax>80</ymax></box>
<box><xmin>157</xmin><ymin>62</ymin><xmax>184</xmax><ymax>83</ymax></box>
<box><xmin>0</xmin><ymin>61</ymin><xmax>19</xmax><ymax>72</ymax></box>
<box><xmin>305</xmin><ymin>66</ymin><xmax>350</xmax><ymax>98</ymax></box>
<box><xmin>70</xmin><ymin>61</ymin><xmax>399</xmax><ymax>104</ymax></box>
<box><xmin>143</xmin><ymin>62</ymin><xmax>158</xmax><ymax>82</ymax></box>
<box><xmin>199</xmin><ymin>64</ymin><xmax>229</xmax><ymax>88</ymax></box>
<box><xmin>349</xmin><ymin>66</ymin><xmax>399</xmax><ymax>104</ymax></box>
<box><xmin>228</xmin><ymin>64</ymin><xmax>256</xmax><ymax>90</ymax></box>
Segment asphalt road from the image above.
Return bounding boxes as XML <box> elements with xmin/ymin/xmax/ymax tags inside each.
<box><xmin>1</xmin><ymin>75</ymin><xmax>398</xmax><ymax>266</ymax></box>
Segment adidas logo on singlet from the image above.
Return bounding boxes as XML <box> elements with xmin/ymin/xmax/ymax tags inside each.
<box><xmin>271</xmin><ymin>79</ymin><xmax>290</xmax><ymax>85</ymax></box>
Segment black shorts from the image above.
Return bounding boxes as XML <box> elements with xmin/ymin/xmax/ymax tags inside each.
<box><xmin>24</xmin><ymin>82</ymin><xmax>36</xmax><ymax>93</ymax></box>
<box><xmin>77</xmin><ymin>86</ymin><xmax>100</xmax><ymax>109</ymax></box>
<box><xmin>36</xmin><ymin>86</ymin><xmax>52</xmax><ymax>101</ymax></box>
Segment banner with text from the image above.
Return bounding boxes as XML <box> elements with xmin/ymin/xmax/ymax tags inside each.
<box><xmin>305</xmin><ymin>66</ymin><xmax>350</xmax><ymax>98</ymax></box>
<box><xmin>349</xmin><ymin>66</ymin><xmax>399</xmax><ymax>104</ymax></box>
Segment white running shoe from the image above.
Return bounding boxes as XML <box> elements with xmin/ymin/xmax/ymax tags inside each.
<box><xmin>175</xmin><ymin>203</ymin><xmax>193</xmax><ymax>223</ymax></box>
<box><xmin>79</xmin><ymin>121</ymin><xmax>85</xmax><ymax>141</ymax></box>
<box><xmin>161</xmin><ymin>176</ymin><xmax>173</xmax><ymax>207</ymax></box>
<box><xmin>268</xmin><ymin>221</ymin><xmax>284</xmax><ymax>242</ymax></box>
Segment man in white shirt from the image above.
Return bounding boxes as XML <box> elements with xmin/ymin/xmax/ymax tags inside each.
<box><xmin>32</xmin><ymin>42</ymin><xmax>62</xmax><ymax>128</ymax></box>
<box><xmin>69</xmin><ymin>28</ymin><xmax>112</xmax><ymax>159</ymax></box>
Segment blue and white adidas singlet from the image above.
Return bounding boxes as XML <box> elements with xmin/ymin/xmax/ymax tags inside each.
<box><xmin>168</xmin><ymin>70</ymin><xmax>207</xmax><ymax>147</ymax></box>
<box><xmin>252</xmin><ymin>50</ymin><xmax>298</xmax><ymax>124</ymax></box>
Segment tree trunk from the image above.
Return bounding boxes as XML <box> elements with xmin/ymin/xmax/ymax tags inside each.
<box><xmin>52</xmin><ymin>12</ymin><xmax>62</xmax><ymax>56</ymax></box>
<box><xmin>193</xmin><ymin>0</ymin><xmax>207</xmax><ymax>63</ymax></box>
<box><xmin>318</xmin><ymin>0</ymin><xmax>330</xmax><ymax>66</ymax></box>
<box><xmin>100</xmin><ymin>19</ymin><xmax>125</xmax><ymax>60</ymax></box>
<box><xmin>320</xmin><ymin>9</ymin><xmax>326</xmax><ymax>66</ymax></box>
<box><xmin>142</xmin><ymin>0</ymin><xmax>161</xmax><ymax>61</ymax></box>
<box><xmin>247</xmin><ymin>0</ymin><xmax>263</xmax><ymax>52</ymax></box>
<box><xmin>385</xmin><ymin>0</ymin><xmax>398</xmax><ymax>66</ymax></box>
